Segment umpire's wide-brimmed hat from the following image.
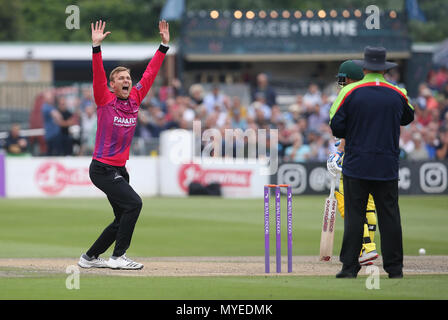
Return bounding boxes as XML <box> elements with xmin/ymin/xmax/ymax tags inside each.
<box><xmin>353</xmin><ymin>46</ymin><xmax>397</xmax><ymax>71</ymax></box>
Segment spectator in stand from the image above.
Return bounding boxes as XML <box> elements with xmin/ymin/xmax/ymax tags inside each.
<box><xmin>284</xmin><ymin>132</ymin><xmax>311</xmax><ymax>163</ymax></box>
<box><xmin>269</xmin><ymin>105</ymin><xmax>283</xmax><ymax>125</ymax></box>
<box><xmin>80</xmin><ymin>103</ymin><xmax>97</xmax><ymax>156</ymax></box>
<box><xmin>307</xmin><ymin>130</ymin><xmax>328</xmax><ymax>162</ymax></box>
<box><xmin>442</xmin><ymin>83</ymin><xmax>448</xmax><ymax>99</ymax></box>
<box><xmin>435</xmin><ymin>126</ymin><xmax>448</xmax><ymax>160</ymax></box>
<box><xmin>307</xmin><ymin>102</ymin><xmax>328</xmax><ymax>132</ymax></box>
<box><xmin>203</xmin><ymin>84</ymin><xmax>226</xmax><ymax>114</ymax></box>
<box><xmin>230</xmin><ymin>105</ymin><xmax>247</xmax><ymax>131</ymax></box>
<box><xmin>171</xmin><ymin>78</ymin><xmax>185</xmax><ymax>97</ymax></box>
<box><xmin>399</xmin><ymin>126</ymin><xmax>414</xmax><ymax>158</ymax></box>
<box><xmin>247</xmin><ymin>92</ymin><xmax>271</xmax><ymax>124</ymax></box>
<box><xmin>415</xmin><ymin>101</ymin><xmax>432</xmax><ymax>127</ymax></box>
<box><xmin>432</xmin><ymin>67</ymin><xmax>448</xmax><ymax>91</ymax></box>
<box><xmin>80</xmin><ymin>87</ymin><xmax>94</xmax><ymax>112</ymax></box>
<box><xmin>303</xmin><ymin>83</ymin><xmax>322</xmax><ymax>111</ymax></box>
<box><xmin>287</xmin><ymin>95</ymin><xmax>305</xmax><ymax>124</ymax></box>
<box><xmin>189</xmin><ymin>83</ymin><xmax>205</xmax><ymax>106</ymax></box>
<box><xmin>407</xmin><ymin>132</ymin><xmax>429</xmax><ymax>161</ymax></box>
<box><xmin>277</xmin><ymin>119</ymin><xmax>294</xmax><ymax>158</ymax></box>
<box><xmin>251</xmin><ymin>73</ymin><xmax>277</xmax><ymax>107</ymax></box>
<box><xmin>423</xmin><ymin>122</ymin><xmax>439</xmax><ymax>159</ymax></box>
<box><xmin>148</xmin><ymin>106</ymin><xmax>168</xmax><ymax>138</ymax></box>
<box><xmin>319</xmin><ymin>94</ymin><xmax>332</xmax><ymax>124</ymax></box>
<box><xmin>4</xmin><ymin>123</ymin><xmax>28</xmax><ymax>156</ymax></box>
<box><xmin>421</xmin><ymin>85</ymin><xmax>439</xmax><ymax>111</ymax></box>
<box><xmin>442</xmin><ymin>108</ymin><xmax>448</xmax><ymax>127</ymax></box>
<box><xmin>384</xmin><ymin>68</ymin><xmax>405</xmax><ymax>87</ymax></box>
<box><xmin>42</xmin><ymin>90</ymin><xmax>62</xmax><ymax>156</ymax></box>
<box><xmin>56</xmin><ymin>96</ymin><xmax>77</xmax><ymax>156</ymax></box>
<box><xmin>229</xmin><ymin>96</ymin><xmax>247</xmax><ymax>121</ymax></box>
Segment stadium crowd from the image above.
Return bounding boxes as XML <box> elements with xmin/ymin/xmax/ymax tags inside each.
<box><xmin>2</xmin><ymin>69</ymin><xmax>448</xmax><ymax>162</ymax></box>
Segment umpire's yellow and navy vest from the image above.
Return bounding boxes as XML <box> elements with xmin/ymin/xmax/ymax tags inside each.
<box><xmin>329</xmin><ymin>73</ymin><xmax>414</xmax><ymax>181</ymax></box>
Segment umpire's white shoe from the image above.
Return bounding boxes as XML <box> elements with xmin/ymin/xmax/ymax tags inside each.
<box><xmin>107</xmin><ymin>254</ymin><xmax>144</xmax><ymax>270</ymax></box>
<box><xmin>359</xmin><ymin>250</ymin><xmax>379</xmax><ymax>265</ymax></box>
<box><xmin>78</xmin><ymin>254</ymin><xmax>108</xmax><ymax>268</ymax></box>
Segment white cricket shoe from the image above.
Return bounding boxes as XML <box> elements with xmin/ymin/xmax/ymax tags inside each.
<box><xmin>107</xmin><ymin>254</ymin><xmax>144</xmax><ymax>270</ymax></box>
<box><xmin>78</xmin><ymin>254</ymin><xmax>108</xmax><ymax>268</ymax></box>
<box><xmin>359</xmin><ymin>250</ymin><xmax>379</xmax><ymax>265</ymax></box>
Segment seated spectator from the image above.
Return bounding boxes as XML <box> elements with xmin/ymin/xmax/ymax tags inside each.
<box><xmin>5</xmin><ymin>123</ymin><xmax>28</xmax><ymax>156</ymax></box>
<box><xmin>80</xmin><ymin>86</ymin><xmax>94</xmax><ymax>112</ymax></box>
<box><xmin>230</xmin><ymin>107</ymin><xmax>247</xmax><ymax>131</ymax></box>
<box><xmin>284</xmin><ymin>133</ymin><xmax>311</xmax><ymax>163</ymax></box>
<box><xmin>305</xmin><ymin>130</ymin><xmax>326</xmax><ymax>161</ymax></box>
<box><xmin>307</xmin><ymin>103</ymin><xmax>328</xmax><ymax>132</ymax></box>
<box><xmin>277</xmin><ymin>120</ymin><xmax>295</xmax><ymax>158</ymax></box>
<box><xmin>423</xmin><ymin>122</ymin><xmax>439</xmax><ymax>160</ymax></box>
<box><xmin>229</xmin><ymin>96</ymin><xmax>247</xmax><ymax>119</ymax></box>
<box><xmin>399</xmin><ymin>126</ymin><xmax>414</xmax><ymax>157</ymax></box>
<box><xmin>189</xmin><ymin>83</ymin><xmax>205</xmax><ymax>106</ymax></box>
<box><xmin>79</xmin><ymin>103</ymin><xmax>97</xmax><ymax>156</ymax></box>
<box><xmin>270</xmin><ymin>105</ymin><xmax>284</xmax><ymax>126</ymax></box>
<box><xmin>415</xmin><ymin>102</ymin><xmax>432</xmax><ymax>127</ymax></box>
<box><xmin>247</xmin><ymin>93</ymin><xmax>271</xmax><ymax>124</ymax></box>
<box><xmin>435</xmin><ymin>126</ymin><xmax>448</xmax><ymax>160</ymax></box>
<box><xmin>204</xmin><ymin>85</ymin><xmax>226</xmax><ymax>114</ymax></box>
<box><xmin>251</xmin><ymin>73</ymin><xmax>277</xmax><ymax>107</ymax></box>
<box><xmin>421</xmin><ymin>86</ymin><xmax>439</xmax><ymax>111</ymax></box>
<box><xmin>407</xmin><ymin>132</ymin><xmax>429</xmax><ymax>161</ymax></box>
<box><xmin>303</xmin><ymin>83</ymin><xmax>322</xmax><ymax>109</ymax></box>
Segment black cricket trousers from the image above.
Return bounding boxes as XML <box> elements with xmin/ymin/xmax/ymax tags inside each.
<box><xmin>340</xmin><ymin>175</ymin><xmax>403</xmax><ymax>276</ymax></box>
<box><xmin>86</xmin><ymin>160</ymin><xmax>142</xmax><ymax>258</ymax></box>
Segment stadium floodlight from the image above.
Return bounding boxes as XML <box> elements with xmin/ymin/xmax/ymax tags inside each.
<box><xmin>330</xmin><ymin>10</ymin><xmax>337</xmax><ymax>18</ymax></box>
<box><xmin>342</xmin><ymin>10</ymin><xmax>350</xmax><ymax>18</ymax></box>
<box><xmin>210</xmin><ymin>10</ymin><xmax>219</xmax><ymax>19</ymax></box>
<box><xmin>318</xmin><ymin>10</ymin><xmax>326</xmax><ymax>18</ymax></box>
<box><xmin>259</xmin><ymin>10</ymin><xmax>267</xmax><ymax>18</ymax></box>
<box><xmin>306</xmin><ymin>10</ymin><xmax>314</xmax><ymax>18</ymax></box>
<box><xmin>390</xmin><ymin>10</ymin><xmax>397</xmax><ymax>19</ymax></box>
<box><xmin>246</xmin><ymin>10</ymin><xmax>255</xmax><ymax>19</ymax></box>
<box><xmin>282</xmin><ymin>10</ymin><xmax>290</xmax><ymax>19</ymax></box>
<box><xmin>270</xmin><ymin>10</ymin><xmax>278</xmax><ymax>19</ymax></box>
<box><xmin>294</xmin><ymin>10</ymin><xmax>302</xmax><ymax>19</ymax></box>
<box><xmin>354</xmin><ymin>9</ymin><xmax>362</xmax><ymax>18</ymax></box>
<box><xmin>234</xmin><ymin>10</ymin><xmax>243</xmax><ymax>19</ymax></box>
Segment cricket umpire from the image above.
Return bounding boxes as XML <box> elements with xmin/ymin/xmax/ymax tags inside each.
<box><xmin>329</xmin><ymin>47</ymin><xmax>414</xmax><ymax>278</ymax></box>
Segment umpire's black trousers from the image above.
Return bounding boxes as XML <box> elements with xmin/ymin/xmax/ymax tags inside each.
<box><xmin>86</xmin><ymin>160</ymin><xmax>142</xmax><ymax>258</ymax></box>
<box><xmin>340</xmin><ymin>175</ymin><xmax>403</xmax><ymax>276</ymax></box>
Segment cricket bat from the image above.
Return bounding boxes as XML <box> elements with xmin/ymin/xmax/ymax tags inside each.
<box><xmin>319</xmin><ymin>176</ymin><xmax>338</xmax><ymax>261</ymax></box>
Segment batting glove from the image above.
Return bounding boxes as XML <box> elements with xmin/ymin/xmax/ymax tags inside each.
<box><xmin>327</xmin><ymin>151</ymin><xmax>344</xmax><ymax>176</ymax></box>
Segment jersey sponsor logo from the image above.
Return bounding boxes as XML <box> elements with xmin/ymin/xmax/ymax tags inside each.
<box><xmin>178</xmin><ymin>163</ymin><xmax>252</xmax><ymax>192</ymax></box>
<box><xmin>135</xmin><ymin>82</ymin><xmax>143</xmax><ymax>90</ymax></box>
<box><xmin>113</xmin><ymin>116</ymin><xmax>137</xmax><ymax>127</ymax></box>
<box><xmin>35</xmin><ymin>162</ymin><xmax>91</xmax><ymax>195</ymax></box>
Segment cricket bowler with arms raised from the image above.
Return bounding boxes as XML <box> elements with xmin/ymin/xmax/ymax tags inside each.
<box><xmin>327</xmin><ymin>60</ymin><xmax>379</xmax><ymax>266</ymax></box>
<box><xmin>78</xmin><ymin>20</ymin><xmax>170</xmax><ymax>270</ymax></box>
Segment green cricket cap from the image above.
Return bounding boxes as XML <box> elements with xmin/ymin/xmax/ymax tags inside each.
<box><xmin>337</xmin><ymin>60</ymin><xmax>364</xmax><ymax>81</ymax></box>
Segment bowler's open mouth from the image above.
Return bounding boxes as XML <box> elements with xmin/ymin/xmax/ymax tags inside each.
<box><xmin>122</xmin><ymin>86</ymin><xmax>129</xmax><ymax>93</ymax></box>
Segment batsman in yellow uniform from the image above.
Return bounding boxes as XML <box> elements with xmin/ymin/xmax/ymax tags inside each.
<box><xmin>327</xmin><ymin>61</ymin><xmax>379</xmax><ymax>266</ymax></box>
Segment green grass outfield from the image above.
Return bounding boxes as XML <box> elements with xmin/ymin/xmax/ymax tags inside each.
<box><xmin>0</xmin><ymin>195</ymin><xmax>447</xmax><ymax>300</ymax></box>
